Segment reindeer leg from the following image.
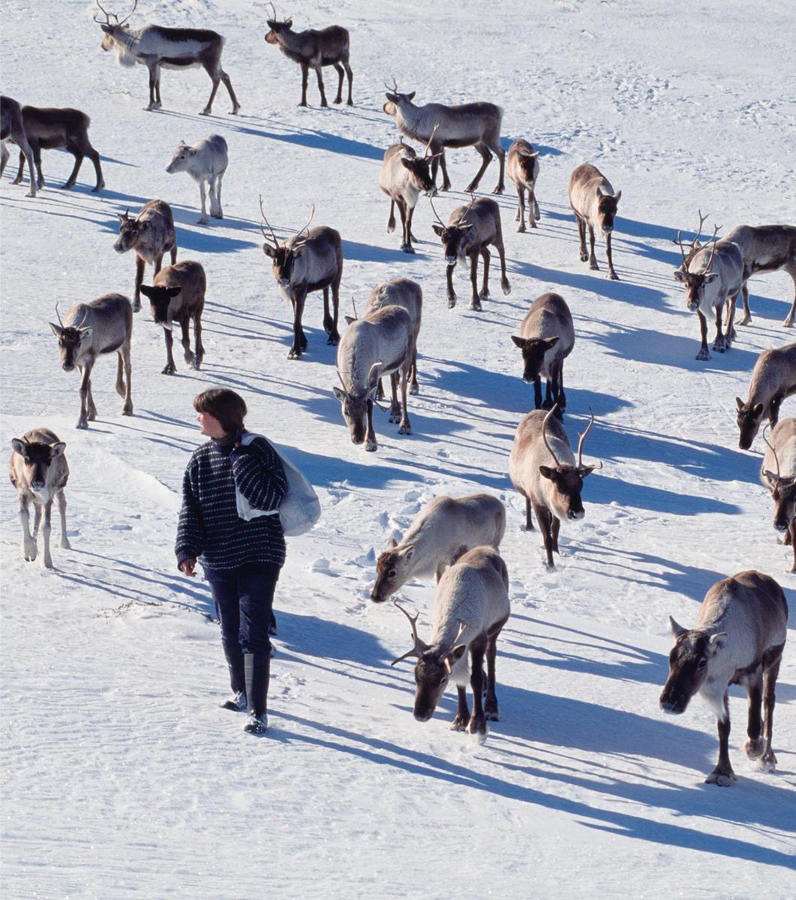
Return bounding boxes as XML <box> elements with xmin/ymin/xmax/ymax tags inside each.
<box><xmin>32</xmin><ymin>146</ymin><xmax>45</xmax><ymax>189</ymax></box>
<box><xmin>588</xmin><ymin>224</ymin><xmax>599</xmax><ymax>271</ymax></box>
<box><xmin>530</xmin><ymin>187</ymin><xmax>540</xmax><ymax>226</ymax></box>
<box><xmin>218</xmin><ymin>67</ymin><xmax>240</xmax><ymax>114</ymax></box>
<box><xmin>134</xmin><ymin>256</ymin><xmax>145</xmax><ymax>312</ymax></box>
<box><xmin>63</xmin><ymin>150</ymin><xmax>83</xmax><ymax>190</ymax></box>
<box><xmin>40</xmin><ymin>500</ymin><xmax>54</xmax><ymax>570</ymax></box>
<box><xmin>365</xmin><ymin>398</ymin><xmax>377</xmax><ymax>452</ymax></box>
<box><xmin>605</xmin><ymin>231</ymin><xmax>619</xmax><ymax>280</ymax></box>
<box><xmin>116</xmin><ymin>351</ymin><xmax>127</xmax><ymax>395</ymax></box>
<box><xmin>438</xmin><ymin>151</ymin><xmax>452</xmax><ymax>192</ymax></box>
<box><xmin>155</xmin><ymin>67</ymin><xmax>162</xmax><ymax>108</ymax></box>
<box><xmin>0</xmin><ymin>141</ymin><xmax>8</xmax><ymax>179</ymax></box>
<box><xmin>57</xmin><ymin>490</ymin><xmax>71</xmax><ymax>550</ymax></box>
<box><xmin>343</xmin><ymin>61</ymin><xmax>353</xmax><ymax>106</ymax></box>
<box><xmin>122</xmin><ymin>345</ymin><xmax>133</xmax><ymax>416</ymax></box>
<box><xmin>147</xmin><ymin>63</ymin><xmax>159</xmax><ymax>110</ymax></box>
<box><xmin>170</xmin><ymin>244</ymin><xmax>177</xmax><ymax>266</ymax></box>
<box><xmin>207</xmin><ymin>175</ymin><xmax>219</xmax><ymax>218</ymax></box>
<box><xmin>288</xmin><ymin>293</ymin><xmax>306</xmax><ymax>359</ymax></box>
<box><xmin>328</xmin><ymin>274</ymin><xmax>341</xmax><ymax>345</ymax></box>
<box><xmin>706</xmin><ymin>693</ymin><xmax>736</xmax><ymax>785</ymax></box>
<box><xmin>761</xmin><ymin>653</ymin><xmax>782</xmax><ymax>769</ymax></box>
<box><xmin>576</xmin><ymin>215</ymin><xmax>588</xmax><ymax>262</ymax></box>
<box><xmin>491</xmin><ymin>140</ymin><xmax>506</xmax><ymax>194</ymax></box>
<box><xmin>558</xmin><ymin>363</ymin><xmax>567</xmax><ymax>410</ymax></box>
<box><xmin>298</xmin><ymin>63</ymin><xmax>309</xmax><ymax>107</ymax></box>
<box><xmin>77</xmin><ymin>363</ymin><xmax>92</xmax><ymax>429</ymax></box>
<box><xmin>398</xmin><ymin>366</ymin><xmax>412</xmax><ymax>435</ymax></box>
<box><xmin>551</xmin><ymin>515</ymin><xmax>561</xmax><ymax>554</ymax></box>
<box><xmin>18</xmin><ymin>494</ymin><xmax>37</xmax><ymax>561</ymax></box>
<box><xmin>791</xmin><ymin>521</ymin><xmax>796</xmax><ymax>573</ymax></box>
<box><xmin>161</xmin><ymin>326</ymin><xmax>176</xmax><ymax>375</ymax></box>
<box><xmin>333</xmin><ymin>63</ymin><xmax>344</xmax><ymax>104</ymax></box>
<box><xmin>179</xmin><ymin>317</ymin><xmax>193</xmax><ymax>367</ymax></box>
<box><xmin>467</xmin><ymin>639</ymin><xmax>488</xmax><ymax>737</ymax></box>
<box><xmin>725</xmin><ymin>292</ymin><xmax>738</xmax><ymax>343</ymax></box>
<box><xmin>541</xmin><ymin>378</ymin><xmax>553</xmax><ymax>410</ymax></box>
<box><xmin>712</xmin><ymin>303</ymin><xmax>727</xmax><ymax>353</ymax></box>
<box><xmin>516</xmin><ymin>186</ymin><xmax>525</xmax><ymax>231</ymax></box>
<box><xmin>32</xmin><ymin>504</ymin><xmax>42</xmax><ymax>539</ymax></box>
<box><xmin>87</xmin><ymin>147</ymin><xmax>105</xmax><ymax>192</ymax></box>
<box><xmin>387</xmin><ymin>198</ymin><xmax>396</xmax><ymax>233</ymax></box>
<box><xmin>696</xmin><ymin>310</ymin><xmax>710</xmax><ymax>360</ymax></box>
<box><xmin>405</xmin><ymin>205</ymin><xmax>417</xmax><ymax>254</ymax></box>
<box><xmin>524</xmin><ymin>497</ymin><xmax>534</xmax><ymax>531</ymax></box>
<box><xmin>469</xmin><ymin>251</ymin><xmax>481</xmax><ymax>311</ymax></box>
<box><xmin>450</xmin><ymin>686</ymin><xmax>470</xmax><ymax>731</ymax></box>
<box><xmin>497</xmin><ymin>240</ymin><xmax>511</xmax><ymax>295</ymax></box>
<box><xmin>201</xmin><ymin>64</ymin><xmax>221</xmax><ymax>116</ymax></box>
<box><xmin>533</xmin><ymin>377</ymin><xmax>543</xmax><ymax>409</ymax></box>
<box><xmin>410</xmin><ymin>344</ymin><xmax>419</xmax><ymax>395</ymax></box>
<box><xmin>314</xmin><ymin>65</ymin><xmax>329</xmax><ymax>108</ymax></box>
<box><xmin>388</xmin><ymin>372</ymin><xmax>400</xmax><ymax>423</ymax></box>
<box><xmin>533</xmin><ymin>502</ymin><xmax>555</xmax><ymax>568</ymax></box>
<box><xmin>479</xmin><ymin>247</ymin><xmax>491</xmax><ymax>303</ymax></box>
<box><xmin>738</xmin><ymin>280</ymin><xmax>752</xmax><ymax>326</ymax></box>
<box><xmin>783</xmin><ymin>263</ymin><xmax>796</xmax><ymax>327</ymax></box>
<box><xmin>12</xmin><ymin>149</ymin><xmax>24</xmax><ymax>184</ymax></box>
<box><xmin>743</xmin><ymin>668</ymin><xmax>765</xmax><ymax>760</ymax></box>
<box><xmin>465</xmin><ymin>143</ymin><xmax>492</xmax><ymax>193</ymax></box>
<box><xmin>197</xmin><ymin>178</ymin><xmax>209</xmax><ymax>224</ymax></box>
<box><xmin>193</xmin><ymin>312</ymin><xmax>205</xmax><ymax>369</ymax></box>
<box><xmin>446</xmin><ymin>263</ymin><xmax>457</xmax><ymax>309</ymax></box>
<box><xmin>484</xmin><ymin>627</ymin><xmax>501</xmax><ymax>721</ymax></box>
<box><xmin>215</xmin><ymin>173</ymin><xmax>223</xmax><ymax>219</ymax></box>
<box><xmin>397</xmin><ymin>200</ymin><xmax>410</xmax><ymax>253</ymax></box>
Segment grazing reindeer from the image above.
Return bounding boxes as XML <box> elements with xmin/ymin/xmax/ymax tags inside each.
<box><xmin>9</xmin><ymin>429</ymin><xmax>70</xmax><ymax>570</ymax></box>
<box><xmin>660</xmin><ymin>571</ymin><xmax>788</xmax><ymax>785</ymax></box>
<box><xmin>509</xmin><ymin>406</ymin><xmax>601</xmax><ymax>568</ymax></box>
<box><xmin>0</xmin><ymin>96</ymin><xmax>36</xmax><ymax>197</ymax></box>
<box><xmin>384</xmin><ymin>80</ymin><xmax>505</xmax><ymax>194</ymax></box>
<box><xmin>431</xmin><ymin>197</ymin><xmax>511</xmax><ymax>311</ymax></box>
<box><xmin>333</xmin><ymin>306</ymin><xmax>414</xmax><ymax>451</ymax></box>
<box><xmin>761</xmin><ymin>420</ymin><xmax>796</xmax><ymax>572</ymax></box>
<box><xmin>94</xmin><ymin>0</ymin><xmax>240</xmax><ymax>115</ymax></box>
<box><xmin>260</xmin><ymin>202</ymin><xmax>343</xmax><ymax>359</ymax></box>
<box><xmin>379</xmin><ymin>127</ymin><xmax>439</xmax><ymax>253</ymax></box>
<box><xmin>372</xmin><ymin>494</ymin><xmax>506</xmax><ymax>603</ymax></box>
<box><xmin>390</xmin><ymin>547</ymin><xmax>511</xmax><ymax>739</ymax></box>
<box><xmin>361</xmin><ymin>278</ymin><xmax>423</xmax><ymax>396</ymax></box>
<box><xmin>735</xmin><ymin>343</ymin><xmax>796</xmax><ymax>449</ymax></box>
<box><xmin>511</xmin><ymin>292</ymin><xmax>574</xmax><ymax>415</ymax></box>
<box><xmin>50</xmin><ymin>295</ymin><xmax>134</xmax><ymax>430</ymax></box>
<box><xmin>569</xmin><ymin>164</ymin><xmax>622</xmax><ymax>280</ymax></box>
<box><xmin>114</xmin><ymin>200</ymin><xmax>177</xmax><ymax>312</ymax></box>
<box><xmin>140</xmin><ymin>260</ymin><xmax>206</xmax><ymax>375</ymax></box>
<box><xmin>724</xmin><ymin>225</ymin><xmax>796</xmax><ymax>327</ymax></box>
<box><xmin>165</xmin><ymin>135</ymin><xmax>228</xmax><ymax>225</ymax></box>
<box><xmin>507</xmin><ymin>139</ymin><xmax>541</xmax><ymax>231</ymax></box>
<box><xmin>265</xmin><ymin>3</ymin><xmax>353</xmax><ymax>108</ymax></box>
<box><xmin>8</xmin><ymin>106</ymin><xmax>104</xmax><ymax>193</ymax></box>
<box><xmin>674</xmin><ymin>228</ymin><xmax>744</xmax><ymax>360</ymax></box>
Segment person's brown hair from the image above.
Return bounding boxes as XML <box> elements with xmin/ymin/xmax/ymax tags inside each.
<box><xmin>193</xmin><ymin>389</ymin><xmax>247</xmax><ymax>435</ymax></box>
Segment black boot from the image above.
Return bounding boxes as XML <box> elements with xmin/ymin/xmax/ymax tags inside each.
<box><xmin>243</xmin><ymin>652</ymin><xmax>270</xmax><ymax>734</ymax></box>
<box><xmin>219</xmin><ymin>642</ymin><xmax>246</xmax><ymax>712</ymax></box>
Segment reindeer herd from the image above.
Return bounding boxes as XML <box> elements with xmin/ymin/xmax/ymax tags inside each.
<box><xmin>3</xmin><ymin>1</ymin><xmax>795</xmax><ymax>782</ymax></box>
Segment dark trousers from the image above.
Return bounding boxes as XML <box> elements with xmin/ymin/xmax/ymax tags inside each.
<box><xmin>206</xmin><ymin>563</ymin><xmax>281</xmax><ymax>684</ymax></box>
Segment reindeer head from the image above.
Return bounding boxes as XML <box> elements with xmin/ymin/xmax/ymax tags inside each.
<box><xmin>762</xmin><ymin>427</ymin><xmax>796</xmax><ymax>531</ymax></box>
<box><xmin>49</xmin><ymin>307</ymin><xmax>94</xmax><ymax>372</ymax></box>
<box><xmin>371</xmin><ymin>536</ymin><xmax>413</xmax><ymax>603</ymax></box>
<box><xmin>538</xmin><ymin>407</ymin><xmax>601</xmax><ymax>521</ymax></box>
<box><xmin>674</xmin><ymin>222</ymin><xmax>720</xmax><ymax>312</ymax></box>
<box><xmin>511</xmin><ymin>335</ymin><xmax>559</xmax><ymax>384</ymax></box>
<box><xmin>333</xmin><ymin>365</ymin><xmax>381</xmax><ymax>447</ymax></box>
<box><xmin>516</xmin><ymin>148</ymin><xmax>540</xmax><ymax>184</ymax></box>
<box><xmin>660</xmin><ymin>619</ymin><xmax>727</xmax><ymax>715</ymax></box>
<box><xmin>94</xmin><ymin>0</ymin><xmax>137</xmax><ymax>45</ymax></box>
<box><xmin>165</xmin><ymin>142</ymin><xmax>195</xmax><ymax>175</ymax></box>
<box><xmin>10</xmin><ymin>437</ymin><xmax>66</xmax><ymax>492</ymax></box>
<box><xmin>431</xmin><ymin>196</ymin><xmax>474</xmax><ymax>265</ymax></box>
<box><xmin>114</xmin><ymin>209</ymin><xmax>148</xmax><ymax>254</ymax></box>
<box><xmin>140</xmin><ymin>283</ymin><xmax>181</xmax><ymax>331</ymax></box>
<box><xmin>384</xmin><ymin>78</ymin><xmax>416</xmax><ymax>110</ymax></box>
<box><xmin>260</xmin><ymin>200</ymin><xmax>313</xmax><ymax>288</ymax></box>
<box><xmin>595</xmin><ymin>187</ymin><xmax>621</xmax><ymax>236</ymax></box>
<box><xmin>391</xmin><ymin>603</ymin><xmax>467</xmax><ymax>722</ymax></box>
<box><xmin>735</xmin><ymin>396</ymin><xmax>765</xmax><ymax>450</ymax></box>
<box><xmin>399</xmin><ymin>122</ymin><xmax>440</xmax><ymax>196</ymax></box>
<box><xmin>265</xmin><ymin>2</ymin><xmax>293</xmax><ymax>41</ymax></box>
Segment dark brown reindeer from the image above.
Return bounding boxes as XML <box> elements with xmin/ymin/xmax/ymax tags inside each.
<box><xmin>260</xmin><ymin>200</ymin><xmax>343</xmax><ymax>359</ymax></box>
<box><xmin>113</xmin><ymin>200</ymin><xmax>178</xmax><ymax>312</ymax></box>
<box><xmin>431</xmin><ymin>196</ymin><xmax>510</xmax><ymax>311</ymax></box>
<box><xmin>8</xmin><ymin>106</ymin><xmax>104</xmax><ymax>193</ymax></box>
<box><xmin>95</xmin><ymin>0</ymin><xmax>240</xmax><ymax>115</ymax></box>
<box><xmin>265</xmin><ymin>4</ymin><xmax>353</xmax><ymax>108</ymax></box>
<box><xmin>140</xmin><ymin>261</ymin><xmax>206</xmax><ymax>375</ymax></box>
<box><xmin>0</xmin><ymin>95</ymin><xmax>36</xmax><ymax>197</ymax></box>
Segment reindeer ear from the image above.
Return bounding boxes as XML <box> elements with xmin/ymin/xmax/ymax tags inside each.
<box><xmin>116</xmin><ymin>212</ymin><xmax>127</xmax><ymax>223</ymax></box>
<box><xmin>284</xmin><ymin>18</ymin><xmax>293</xmax><ymax>27</ymax></box>
<box><xmin>613</xmin><ymin>190</ymin><xmax>622</xmax><ymax>202</ymax></box>
<box><xmin>400</xmin><ymin>158</ymin><xmax>415</xmax><ymax>171</ymax></box>
<box><xmin>385</xmin><ymin>535</ymin><xmax>398</xmax><ymax>550</ymax></box>
<box><xmin>545</xmin><ymin>336</ymin><xmax>560</xmax><ymax>349</ymax></box>
<box><xmin>709</xmin><ymin>632</ymin><xmax>728</xmax><ymax>653</ymax></box>
<box><xmin>673</xmin><ymin>269</ymin><xmax>686</xmax><ymax>283</ymax></box>
<box><xmin>511</xmin><ymin>335</ymin><xmax>525</xmax><ymax>348</ymax></box>
<box><xmin>704</xmin><ymin>272</ymin><xmax>718</xmax><ymax>284</ymax></box>
<box><xmin>407</xmin><ymin>91</ymin><xmax>416</xmax><ymax>101</ymax></box>
<box><xmin>138</xmin><ymin>219</ymin><xmax>150</xmax><ymax>230</ymax></box>
<box><xmin>263</xmin><ymin>244</ymin><xmax>276</xmax><ymax>258</ymax></box>
<box><xmin>344</xmin><ymin>315</ymin><xmax>356</xmax><ymax>326</ymax></box>
<box><xmin>753</xmin><ymin>403</ymin><xmax>764</xmax><ymax>417</ymax></box>
<box><xmin>79</xmin><ymin>327</ymin><xmax>95</xmax><ymax>344</ymax></box>
<box><xmin>443</xmin><ymin>643</ymin><xmax>468</xmax><ymax>672</ymax></box>
<box><xmin>668</xmin><ymin>616</ymin><xmax>687</xmax><ymax>639</ymax></box>
<box><xmin>11</xmin><ymin>439</ymin><xmax>26</xmax><ymax>456</ymax></box>
<box><xmin>100</xmin><ymin>24</ymin><xmax>113</xmax><ymax>34</ymax></box>
<box><xmin>538</xmin><ymin>465</ymin><xmax>555</xmax><ymax>480</ymax></box>
<box><xmin>50</xmin><ymin>322</ymin><xmax>64</xmax><ymax>337</ymax></box>
<box><xmin>187</xmin><ymin>148</ymin><xmax>197</xmax><ymax>157</ymax></box>
<box><xmin>50</xmin><ymin>442</ymin><xmax>66</xmax><ymax>458</ymax></box>
<box><xmin>529</xmin><ymin>150</ymin><xmax>540</xmax><ymax>160</ymax></box>
<box><xmin>431</xmin><ymin>223</ymin><xmax>445</xmax><ymax>237</ymax></box>
<box><xmin>139</xmin><ymin>284</ymin><xmax>155</xmax><ymax>299</ymax></box>
<box><xmin>168</xmin><ymin>287</ymin><xmax>182</xmax><ymax>298</ymax></box>
<box><xmin>332</xmin><ymin>387</ymin><xmax>346</xmax><ymax>402</ymax></box>
<box><xmin>579</xmin><ymin>465</ymin><xmax>596</xmax><ymax>478</ymax></box>
<box><xmin>735</xmin><ymin>397</ymin><xmax>744</xmax><ymax>411</ymax></box>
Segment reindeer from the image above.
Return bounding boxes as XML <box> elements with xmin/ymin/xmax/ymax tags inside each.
<box><xmin>333</xmin><ymin>306</ymin><xmax>414</xmax><ymax>451</ymax></box>
<box><xmin>9</xmin><ymin>429</ymin><xmax>70</xmax><ymax>570</ymax></box>
<box><xmin>265</xmin><ymin>3</ymin><xmax>353</xmax><ymax>108</ymax></box>
<box><xmin>511</xmin><ymin>292</ymin><xmax>574</xmax><ymax>415</ymax></box>
<box><xmin>372</xmin><ymin>494</ymin><xmax>506</xmax><ymax>603</ymax></box>
<box><xmin>260</xmin><ymin>202</ymin><xmax>343</xmax><ymax>359</ymax></box>
<box><xmin>390</xmin><ymin>547</ymin><xmax>511</xmax><ymax>739</ymax></box>
<box><xmin>507</xmin><ymin>139</ymin><xmax>541</xmax><ymax>232</ymax></box>
<box><xmin>0</xmin><ymin>96</ymin><xmax>36</xmax><ymax>197</ymax></box>
<box><xmin>94</xmin><ymin>0</ymin><xmax>240</xmax><ymax>115</ymax></box>
<box><xmin>165</xmin><ymin>135</ymin><xmax>227</xmax><ymax>225</ymax></box>
<box><xmin>431</xmin><ymin>196</ymin><xmax>510</xmax><ymax>311</ymax></box>
<box><xmin>361</xmin><ymin>278</ymin><xmax>423</xmax><ymax>396</ymax></box>
<box><xmin>723</xmin><ymin>225</ymin><xmax>796</xmax><ymax>327</ymax></box>
<box><xmin>674</xmin><ymin>227</ymin><xmax>744</xmax><ymax>361</ymax></box>
<box><xmin>735</xmin><ymin>343</ymin><xmax>796</xmax><ymax>449</ymax></box>
<box><xmin>384</xmin><ymin>80</ymin><xmax>505</xmax><ymax>194</ymax></box>
<box><xmin>509</xmin><ymin>406</ymin><xmax>601</xmax><ymax>569</ymax></box>
<box><xmin>140</xmin><ymin>261</ymin><xmax>206</xmax><ymax>375</ymax></box>
<box><xmin>50</xmin><ymin>295</ymin><xmax>134</xmax><ymax>430</ymax></box>
<box><xmin>378</xmin><ymin>126</ymin><xmax>439</xmax><ymax>254</ymax></box>
<box><xmin>569</xmin><ymin>164</ymin><xmax>622</xmax><ymax>280</ymax></box>
<box><xmin>660</xmin><ymin>571</ymin><xmax>787</xmax><ymax>785</ymax></box>
<box><xmin>6</xmin><ymin>105</ymin><xmax>104</xmax><ymax>194</ymax></box>
<box><xmin>761</xmin><ymin>420</ymin><xmax>796</xmax><ymax>572</ymax></box>
<box><xmin>114</xmin><ymin>200</ymin><xmax>177</xmax><ymax>312</ymax></box>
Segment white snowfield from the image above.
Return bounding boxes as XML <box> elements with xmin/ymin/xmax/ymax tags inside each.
<box><xmin>2</xmin><ymin>0</ymin><xmax>795</xmax><ymax>897</ymax></box>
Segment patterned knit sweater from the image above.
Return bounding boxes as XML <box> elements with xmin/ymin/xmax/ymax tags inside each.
<box><xmin>175</xmin><ymin>436</ymin><xmax>287</xmax><ymax>571</ymax></box>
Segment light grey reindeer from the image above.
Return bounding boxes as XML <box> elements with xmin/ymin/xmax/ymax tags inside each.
<box><xmin>724</xmin><ymin>225</ymin><xmax>796</xmax><ymax>328</ymax></box>
<box><xmin>509</xmin><ymin>406</ymin><xmax>601</xmax><ymax>569</ymax></box>
<box><xmin>0</xmin><ymin>95</ymin><xmax>36</xmax><ymax>197</ymax></box>
<box><xmin>390</xmin><ymin>547</ymin><xmax>511</xmax><ymax>740</ymax></box>
<box><xmin>50</xmin><ymin>295</ymin><xmax>134</xmax><ymax>430</ymax></box>
<box><xmin>95</xmin><ymin>0</ymin><xmax>240</xmax><ymax>115</ymax></box>
<box><xmin>114</xmin><ymin>200</ymin><xmax>177</xmax><ymax>312</ymax></box>
<box><xmin>9</xmin><ymin>429</ymin><xmax>70</xmax><ymax>570</ymax></box>
<box><xmin>384</xmin><ymin>80</ymin><xmax>505</xmax><ymax>194</ymax></box>
<box><xmin>265</xmin><ymin>3</ymin><xmax>353</xmax><ymax>108</ymax></box>
<box><xmin>661</xmin><ymin>571</ymin><xmax>788</xmax><ymax>785</ymax></box>
<box><xmin>511</xmin><ymin>292</ymin><xmax>574</xmax><ymax>415</ymax></box>
<box><xmin>371</xmin><ymin>494</ymin><xmax>506</xmax><ymax>603</ymax></box>
<box><xmin>507</xmin><ymin>139</ymin><xmax>541</xmax><ymax>232</ymax></box>
<box><xmin>431</xmin><ymin>196</ymin><xmax>510</xmax><ymax>311</ymax></box>
<box><xmin>569</xmin><ymin>164</ymin><xmax>622</xmax><ymax>280</ymax></box>
<box><xmin>378</xmin><ymin>126</ymin><xmax>439</xmax><ymax>254</ymax></box>
<box><xmin>260</xmin><ymin>201</ymin><xmax>343</xmax><ymax>359</ymax></box>
<box><xmin>140</xmin><ymin>261</ymin><xmax>206</xmax><ymax>375</ymax></box>
<box><xmin>166</xmin><ymin>135</ymin><xmax>228</xmax><ymax>225</ymax></box>
<box><xmin>736</xmin><ymin>343</ymin><xmax>796</xmax><ymax>450</ymax></box>
<box><xmin>7</xmin><ymin>106</ymin><xmax>105</xmax><ymax>193</ymax></box>
<box><xmin>674</xmin><ymin>227</ymin><xmax>744</xmax><ymax>360</ymax></box>
<box><xmin>333</xmin><ymin>306</ymin><xmax>415</xmax><ymax>451</ymax></box>
<box><xmin>761</xmin><ymin>420</ymin><xmax>796</xmax><ymax>572</ymax></box>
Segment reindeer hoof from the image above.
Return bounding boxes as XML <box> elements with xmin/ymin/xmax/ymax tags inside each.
<box><xmin>76</xmin><ymin>420</ymin><xmax>88</xmax><ymax>430</ymax></box>
<box><xmin>469</xmin><ymin>300</ymin><xmax>482</xmax><ymax>311</ymax></box>
<box><xmin>449</xmin><ymin>716</ymin><xmax>468</xmax><ymax>732</ymax></box>
<box><xmin>580</xmin><ymin>253</ymin><xmax>588</xmax><ymax>262</ymax></box>
<box><xmin>60</xmin><ymin>538</ymin><xmax>72</xmax><ymax>551</ymax></box>
<box><xmin>745</xmin><ymin>738</ymin><xmax>765</xmax><ymax>759</ymax></box>
<box><xmin>398</xmin><ymin>423</ymin><xmax>412</xmax><ymax>435</ymax></box>
<box><xmin>517</xmin><ymin>224</ymin><xmax>526</xmax><ymax>233</ymax></box>
<box><xmin>485</xmin><ymin>710</ymin><xmax>500</xmax><ymax>722</ymax></box>
<box><xmin>122</xmin><ymin>405</ymin><xmax>134</xmax><ymax>417</ymax></box>
<box><xmin>609</xmin><ymin>272</ymin><xmax>619</xmax><ymax>281</ymax></box>
<box><xmin>287</xmin><ymin>349</ymin><xmax>302</xmax><ymax>360</ymax></box>
<box><xmin>23</xmin><ymin>543</ymin><xmax>37</xmax><ymax>561</ymax></box>
<box><xmin>589</xmin><ymin>261</ymin><xmax>600</xmax><ymax>271</ymax></box>
<box><xmin>447</xmin><ymin>296</ymin><xmax>457</xmax><ymax>309</ymax></box>
<box><xmin>409</xmin><ymin>384</ymin><xmax>419</xmax><ymax>396</ymax></box>
<box><xmin>162</xmin><ymin>365</ymin><xmax>177</xmax><ymax>375</ymax></box>
<box><xmin>705</xmin><ymin>769</ymin><xmax>736</xmax><ymax>786</ymax></box>
<box><xmin>695</xmin><ymin>350</ymin><xmax>711</xmax><ymax>361</ymax></box>
<box><xmin>365</xmin><ymin>440</ymin><xmax>377</xmax><ymax>452</ymax></box>
<box><xmin>492</xmin><ymin>185</ymin><xmax>505</xmax><ymax>195</ymax></box>
<box><xmin>401</xmin><ymin>244</ymin><xmax>415</xmax><ymax>254</ymax></box>
<box><xmin>133</xmin><ymin>302</ymin><xmax>141</xmax><ymax>313</ymax></box>
<box><xmin>326</xmin><ymin>333</ymin><xmax>340</xmax><ymax>346</ymax></box>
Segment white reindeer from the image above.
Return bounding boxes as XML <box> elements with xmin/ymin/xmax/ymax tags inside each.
<box><xmin>166</xmin><ymin>135</ymin><xmax>228</xmax><ymax>225</ymax></box>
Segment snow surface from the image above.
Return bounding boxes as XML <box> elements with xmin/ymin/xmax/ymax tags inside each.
<box><xmin>2</xmin><ymin>1</ymin><xmax>795</xmax><ymax>897</ymax></box>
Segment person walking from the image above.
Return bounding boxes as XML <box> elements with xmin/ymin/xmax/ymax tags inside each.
<box><xmin>176</xmin><ymin>388</ymin><xmax>287</xmax><ymax>734</ymax></box>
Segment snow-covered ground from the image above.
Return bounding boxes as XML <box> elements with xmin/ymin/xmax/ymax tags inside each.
<box><xmin>2</xmin><ymin>1</ymin><xmax>795</xmax><ymax>896</ymax></box>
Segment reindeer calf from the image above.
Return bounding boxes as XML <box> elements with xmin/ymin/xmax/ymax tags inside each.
<box><xmin>114</xmin><ymin>200</ymin><xmax>177</xmax><ymax>312</ymax></box>
<box><xmin>736</xmin><ymin>343</ymin><xmax>796</xmax><ymax>449</ymax></box>
<box><xmin>362</xmin><ymin>278</ymin><xmax>423</xmax><ymax>395</ymax></box>
<box><xmin>379</xmin><ymin>139</ymin><xmax>435</xmax><ymax>253</ymax></box>
<box><xmin>507</xmin><ymin>139</ymin><xmax>540</xmax><ymax>232</ymax></box>
<box><xmin>569</xmin><ymin>164</ymin><xmax>621</xmax><ymax>280</ymax></box>
<box><xmin>166</xmin><ymin>135</ymin><xmax>227</xmax><ymax>224</ymax></box>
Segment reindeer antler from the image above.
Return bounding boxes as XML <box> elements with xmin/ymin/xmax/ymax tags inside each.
<box><xmin>703</xmin><ymin>223</ymin><xmax>721</xmax><ymax>274</ymax></box>
<box><xmin>577</xmin><ymin>408</ymin><xmax>603</xmax><ymax>471</ymax></box>
<box><xmin>423</xmin><ymin>122</ymin><xmax>440</xmax><ymax>159</ymax></box>
<box><xmin>390</xmin><ymin>601</ymin><xmax>426</xmax><ymax>666</ymax></box>
<box><xmin>429</xmin><ymin>196</ymin><xmax>446</xmax><ymax>227</ymax></box>
<box><xmin>258</xmin><ymin>195</ymin><xmax>280</xmax><ymax>247</ymax></box>
<box><xmin>293</xmin><ymin>204</ymin><xmax>316</xmax><ymax>245</ymax></box>
<box><xmin>762</xmin><ymin>423</ymin><xmax>781</xmax><ymax>481</ymax></box>
<box><xmin>384</xmin><ymin>77</ymin><xmax>399</xmax><ymax>93</ymax></box>
<box><xmin>93</xmin><ymin>0</ymin><xmax>114</xmax><ymax>24</ymax></box>
<box><xmin>118</xmin><ymin>0</ymin><xmax>137</xmax><ymax>25</ymax></box>
<box><xmin>541</xmin><ymin>405</ymin><xmax>563</xmax><ymax>468</ymax></box>
<box><xmin>336</xmin><ymin>368</ymin><xmax>349</xmax><ymax>394</ymax></box>
<box><xmin>55</xmin><ymin>303</ymin><xmax>64</xmax><ymax>327</ymax></box>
